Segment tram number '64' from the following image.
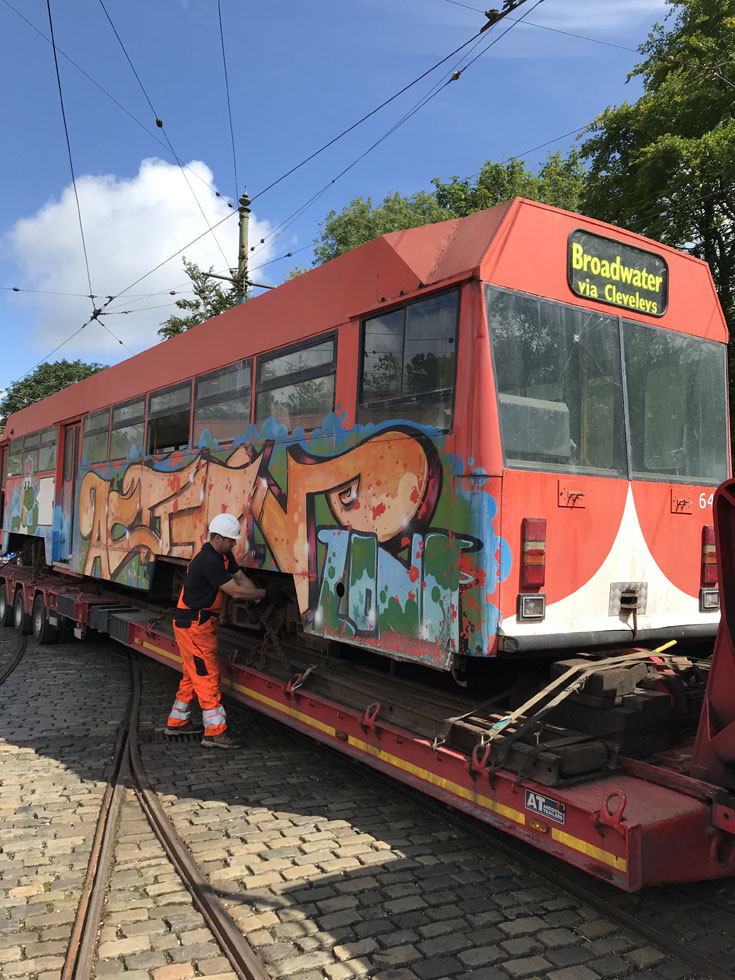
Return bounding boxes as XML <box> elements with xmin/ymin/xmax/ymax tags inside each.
<box><xmin>525</xmin><ymin>790</ymin><xmax>566</xmax><ymax>826</ymax></box>
<box><xmin>700</xmin><ymin>493</ymin><xmax>714</xmax><ymax>509</ymax></box>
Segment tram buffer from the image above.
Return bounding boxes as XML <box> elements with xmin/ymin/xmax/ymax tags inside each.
<box><xmin>166</xmin><ymin>514</ymin><xmax>265</xmax><ymax>748</ymax></box>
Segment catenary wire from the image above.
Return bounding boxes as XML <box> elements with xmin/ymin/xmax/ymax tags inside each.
<box><xmin>2</xmin><ymin>286</ymin><xmax>98</xmax><ymax>298</ymax></box>
<box><xmin>217</xmin><ymin>0</ymin><xmax>239</xmax><ymax>198</ymax></box>
<box><xmin>11</xmin><ymin>1</ymin><xmax>677</xmax><ymax>380</ymax></box>
<box><xmin>85</xmin><ymin>6</ymin><xmax>522</xmax><ymax>308</ymax></box>
<box><xmin>45</xmin><ymin>0</ymin><xmax>94</xmax><ymax>300</ymax></box>
<box><xmin>247</xmin><ymin>1</ymin><xmax>543</xmax><ymax>261</ymax></box>
<box><xmin>246</xmin><ymin>22</ymin><xmax>492</xmax><ymax>206</ymax></box>
<box><xmin>247</xmin><ymin>119</ymin><xmax>591</xmax><ymax>276</ymax></box>
<box><xmin>0</xmin><ymin>0</ymin><xmax>223</xmax><ymax>199</ymax></box>
<box><xmin>449</xmin><ymin>0</ymin><xmax>546</xmax><ymax>78</ymax></box>
<box><xmin>439</xmin><ymin>0</ymin><xmax>639</xmax><ymax>53</ymax></box>
<box><xmin>44</xmin><ymin>0</ymin><xmax>132</xmax><ymax>357</ymax></box>
<box><xmin>97</xmin><ymin>0</ymin><xmax>231</xmax><ymax>269</ymax></box>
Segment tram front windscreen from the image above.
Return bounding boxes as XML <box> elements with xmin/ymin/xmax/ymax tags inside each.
<box><xmin>485</xmin><ymin>285</ymin><xmax>728</xmax><ymax>485</ymax></box>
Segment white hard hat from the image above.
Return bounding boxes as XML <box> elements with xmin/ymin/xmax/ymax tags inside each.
<box><xmin>208</xmin><ymin>513</ymin><xmax>242</xmax><ymax>539</ymax></box>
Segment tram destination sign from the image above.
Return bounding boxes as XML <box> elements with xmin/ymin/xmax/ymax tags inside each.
<box><xmin>567</xmin><ymin>228</ymin><xmax>668</xmax><ymax>317</ymax></box>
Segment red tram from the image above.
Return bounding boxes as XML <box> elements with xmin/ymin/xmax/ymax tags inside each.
<box><xmin>0</xmin><ymin>198</ymin><xmax>729</xmax><ymax>666</ymax></box>
<box><xmin>1</xmin><ymin>199</ymin><xmax>733</xmax><ymax>890</ymax></box>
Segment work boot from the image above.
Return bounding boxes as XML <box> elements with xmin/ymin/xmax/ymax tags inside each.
<box><xmin>165</xmin><ymin>721</ymin><xmax>203</xmax><ymax>736</ymax></box>
<box><xmin>201</xmin><ymin>731</ymin><xmax>243</xmax><ymax>750</ymax></box>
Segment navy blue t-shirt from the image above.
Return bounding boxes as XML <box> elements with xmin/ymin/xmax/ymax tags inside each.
<box><xmin>181</xmin><ymin>542</ymin><xmax>238</xmax><ymax>611</ymax></box>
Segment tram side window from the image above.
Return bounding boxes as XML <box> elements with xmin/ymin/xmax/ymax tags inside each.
<box><xmin>486</xmin><ymin>286</ymin><xmax>626</xmax><ymax>475</ymax></box>
<box><xmin>359</xmin><ymin>290</ymin><xmax>459</xmax><ymax>431</ymax></box>
<box><xmin>38</xmin><ymin>428</ymin><xmax>57</xmax><ymax>471</ymax></box>
<box><xmin>147</xmin><ymin>383</ymin><xmax>191</xmax><ymax>454</ymax></box>
<box><xmin>256</xmin><ymin>337</ymin><xmax>336</xmax><ymax>432</ymax></box>
<box><xmin>8</xmin><ymin>440</ymin><xmax>22</xmax><ymax>477</ymax></box>
<box><xmin>82</xmin><ymin>410</ymin><xmax>110</xmax><ymax>465</ymax></box>
<box><xmin>194</xmin><ymin>360</ymin><xmax>251</xmax><ymax>446</ymax></box>
<box><xmin>110</xmin><ymin>398</ymin><xmax>145</xmax><ymax>460</ymax></box>
<box><xmin>22</xmin><ymin>432</ymin><xmax>39</xmax><ymax>473</ymax></box>
<box><xmin>623</xmin><ymin>321</ymin><xmax>728</xmax><ymax>484</ymax></box>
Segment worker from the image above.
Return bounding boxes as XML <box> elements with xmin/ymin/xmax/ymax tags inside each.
<box><xmin>166</xmin><ymin>513</ymin><xmax>265</xmax><ymax>749</ymax></box>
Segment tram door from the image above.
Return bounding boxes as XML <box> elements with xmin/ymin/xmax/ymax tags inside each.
<box><xmin>60</xmin><ymin>422</ymin><xmax>81</xmax><ymax>560</ymax></box>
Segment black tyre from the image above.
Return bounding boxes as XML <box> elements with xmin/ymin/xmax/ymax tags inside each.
<box><xmin>32</xmin><ymin>595</ymin><xmax>58</xmax><ymax>645</ymax></box>
<box><xmin>13</xmin><ymin>590</ymin><xmax>31</xmax><ymax>635</ymax></box>
<box><xmin>0</xmin><ymin>583</ymin><xmax>13</xmax><ymax>627</ymax></box>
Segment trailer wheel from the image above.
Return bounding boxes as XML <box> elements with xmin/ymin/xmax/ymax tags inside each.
<box><xmin>0</xmin><ymin>584</ymin><xmax>13</xmax><ymax>627</ymax></box>
<box><xmin>13</xmin><ymin>591</ymin><xmax>31</xmax><ymax>635</ymax></box>
<box><xmin>32</xmin><ymin>595</ymin><xmax>58</xmax><ymax>645</ymax></box>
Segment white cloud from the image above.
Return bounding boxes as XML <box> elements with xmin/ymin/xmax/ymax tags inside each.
<box><xmin>7</xmin><ymin>158</ymin><xmax>275</xmax><ymax>362</ymax></box>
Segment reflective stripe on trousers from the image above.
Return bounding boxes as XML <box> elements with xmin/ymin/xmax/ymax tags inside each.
<box><xmin>170</xmin><ymin>618</ymin><xmax>227</xmax><ymax>735</ymax></box>
<box><xmin>167</xmin><ymin>698</ymin><xmax>191</xmax><ymax>724</ymax></box>
<box><xmin>203</xmin><ymin>706</ymin><xmax>227</xmax><ymax>729</ymax></box>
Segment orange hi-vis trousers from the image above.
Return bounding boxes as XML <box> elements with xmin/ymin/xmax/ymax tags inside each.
<box><xmin>168</xmin><ymin>615</ymin><xmax>227</xmax><ymax>735</ymax></box>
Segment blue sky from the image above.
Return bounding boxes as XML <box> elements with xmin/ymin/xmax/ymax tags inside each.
<box><xmin>0</xmin><ymin>0</ymin><xmax>668</xmax><ymax>394</ymax></box>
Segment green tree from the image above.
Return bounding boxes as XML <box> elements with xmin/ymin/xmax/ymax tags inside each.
<box><xmin>158</xmin><ymin>257</ymin><xmax>238</xmax><ymax>339</ymax></box>
<box><xmin>313</xmin><ymin>153</ymin><xmax>586</xmax><ymax>264</ymax></box>
<box><xmin>282</xmin><ymin>263</ymin><xmax>309</xmax><ymax>283</ymax></box>
<box><xmin>314</xmin><ymin>191</ymin><xmax>454</xmax><ymax>264</ymax></box>
<box><xmin>433</xmin><ymin>151</ymin><xmax>586</xmax><ymax>217</ymax></box>
<box><xmin>0</xmin><ymin>359</ymin><xmax>106</xmax><ymax>421</ymax></box>
<box><xmin>580</xmin><ymin>0</ymin><xmax>735</xmax><ymax>328</ymax></box>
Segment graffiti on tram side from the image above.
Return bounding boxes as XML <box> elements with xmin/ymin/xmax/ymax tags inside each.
<box><xmin>4</xmin><ymin>459</ymin><xmax>56</xmax><ymax>562</ymax></box>
<box><xmin>70</xmin><ymin>415</ymin><xmax>511</xmax><ymax>661</ymax></box>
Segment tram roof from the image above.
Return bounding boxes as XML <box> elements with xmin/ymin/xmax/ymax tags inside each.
<box><xmin>5</xmin><ymin>197</ymin><xmax>728</xmax><ymax>439</ymax></box>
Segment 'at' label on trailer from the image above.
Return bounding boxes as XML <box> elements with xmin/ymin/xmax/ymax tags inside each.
<box><xmin>525</xmin><ymin>790</ymin><xmax>566</xmax><ymax>825</ymax></box>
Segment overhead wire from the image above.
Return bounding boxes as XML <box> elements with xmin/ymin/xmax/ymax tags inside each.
<box><xmin>7</xmin><ymin>7</ymin><xmax>506</xmax><ymax>379</ymax></box>
<box><xmin>247</xmin><ymin>118</ymin><xmax>592</xmax><ymax>276</ymax></box>
<box><xmin>217</xmin><ymin>0</ymin><xmax>239</xmax><ymax>197</ymax></box>
<box><xmin>44</xmin><ymin>0</ymin><xmax>133</xmax><ymax>357</ymax></box>
<box><xmin>5</xmin><ymin>0</ymin><xmax>643</xmax><ymax>317</ymax></box>
<box><xmin>247</xmin><ymin>0</ymin><xmax>545</xmax><ymax>262</ymax></box>
<box><xmin>8</xmin><ymin>0</ymin><xmax>602</xmax><ymax>380</ymax></box>
<box><xmin>45</xmin><ymin>0</ymin><xmax>93</xmax><ymax>300</ymax></box>
<box><xmin>245</xmin><ymin>21</ymin><xmax>492</xmax><ymax>207</ymax></box>
<box><xmin>439</xmin><ymin>0</ymin><xmax>639</xmax><ymax>53</ymax></box>
<box><xmin>2</xmin><ymin>286</ymin><xmax>99</xmax><ymax>298</ymax></box>
<box><xmin>85</xmin><ymin>9</ymin><xmax>509</xmax><ymax>307</ymax></box>
<box><xmin>1</xmin><ymin>0</ymin><xmax>222</xmax><ymax>200</ymax></box>
<box><xmin>97</xmin><ymin>0</ymin><xmax>232</xmax><ymax>269</ymax></box>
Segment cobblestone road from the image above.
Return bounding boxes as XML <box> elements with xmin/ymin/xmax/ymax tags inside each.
<box><xmin>1</xmin><ymin>630</ymin><xmax>732</xmax><ymax>980</ymax></box>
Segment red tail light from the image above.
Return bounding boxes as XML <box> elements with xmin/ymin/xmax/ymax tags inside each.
<box><xmin>521</xmin><ymin>518</ymin><xmax>546</xmax><ymax>588</ymax></box>
<box><xmin>702</xmin><ymin>524</ymin><xmax>717</xmax><ymax>586</ymax></box>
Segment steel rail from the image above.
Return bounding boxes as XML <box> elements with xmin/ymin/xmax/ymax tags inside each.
<box><xmin>61</xmin><ymin>649</ymin><xmax>269</xmax><ymax>980</ymax></box>
<box><xmin>61</xmin><ymin>654</ymin><xmax>135</xmax><ymax>979</ymax></box>
<box><xmin>127</xmin><ymin>657</ymin><xmax>271</xmax><ymax>980</ymax></box>
<box><xmin>0</xmin><ymin>634</ymin><xmax>27</xmax><ymax>686</ymax></box>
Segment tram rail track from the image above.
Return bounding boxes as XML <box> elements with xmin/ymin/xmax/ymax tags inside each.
<box><xmin>0</xmin><ymin>634</ymin><xmax>28</xmax><ymax>686</ymax></box>
<box><xmin>59</xmin><ymin>648</ymin><xmax>270</xmax><ymax>980</ymax></box>
<box><xmin>5</xmin><ymin>625</ymin><xmax>734</xmax><ymax>980</ymax></box>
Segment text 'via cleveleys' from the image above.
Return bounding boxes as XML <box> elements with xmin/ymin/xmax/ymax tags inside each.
<box><xmin>568</xmin><ymin>229</ymin><xmax>668</xmax><ymax>316</ymax></box>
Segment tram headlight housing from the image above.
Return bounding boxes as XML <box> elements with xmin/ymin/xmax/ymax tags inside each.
<box><xmin>518</xmin><ymin>594</ymin><xmax>546</xmax><ymax>621</ymax></box>
<box><xmin>700</xmin><ymin>588</ymin><xmax>720</xmax><ymax>612</ymax></box>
